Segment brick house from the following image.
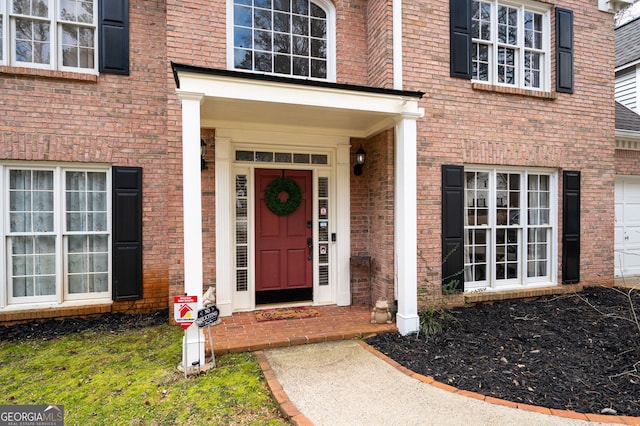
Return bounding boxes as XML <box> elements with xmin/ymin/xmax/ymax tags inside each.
<box><xmin>614</xmin><ymin>15</ymin><xmax>640</xmax><ymax>278</ymax></box>
<box><xmin>0</xmin><ymin>0</ymin><xmax>627</xmax><ymax>342</ymax></box>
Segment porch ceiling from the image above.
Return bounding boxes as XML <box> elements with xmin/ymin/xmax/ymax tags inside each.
<box><xmin>172</xmin><ymin>63</ymin><xmax>424</xmax><ymax>138</ymax></box>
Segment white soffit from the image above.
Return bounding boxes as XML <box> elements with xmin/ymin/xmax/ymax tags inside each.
<box><xmin>175</xmin><ymin>70</ymin><xmax>423</xmax><ymax>138</ymax></box>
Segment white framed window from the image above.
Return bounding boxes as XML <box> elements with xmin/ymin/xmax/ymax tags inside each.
<box><xmin>228</xmin><ymin>0</ymin><xmax>336</xmax><ymax>81</ymax></box>
<box><xmin>464</xmin><ymin>168</ymin><xmax>556</xmax><ymax>291</ymax></box>
<box><xmin>0</xmin><ymin>0</ymin><xmax>97</xmax><ymax>73</ymax></box>
<box><xmin>471</xmin><ymin>0</ymin><xmax>550</xmax><ymax>90</ymax></box>
<box><xmin>2</xmin><ymin>165</ymin><xmax>111</xmax><ymax>307</ymax></box>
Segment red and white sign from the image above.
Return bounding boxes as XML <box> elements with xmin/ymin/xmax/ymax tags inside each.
<box><xmin>174</xmin><ymin>295</ymin><xmax>198</xmax><ymax>329</ymax></box>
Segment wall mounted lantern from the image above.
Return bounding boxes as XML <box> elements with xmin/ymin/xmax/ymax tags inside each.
<box><xmin>200</xmin><ymin>139</ymin><xmax>207</xmax><ymax>171</ymax></box>
<box><xmin>354</xmin><ymin>146</ymin><xmax>366</xmax><ymax>176</ymax></box>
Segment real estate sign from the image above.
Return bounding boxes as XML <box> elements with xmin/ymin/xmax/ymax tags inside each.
<box><xmin>173</xmin><ymin>295</ymin><xmax>198</xmax><ymax>329</ymax></box>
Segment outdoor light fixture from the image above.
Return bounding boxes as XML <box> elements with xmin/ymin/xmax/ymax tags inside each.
<box><xmin>354</xmin><ymin>146</ymin><xmax>366</xmax><ymax>176</ymax></box>
<box><xmin>200</xmin><ymin>139</ymin><xmax>207</xmax><ymax>171</ymax></box>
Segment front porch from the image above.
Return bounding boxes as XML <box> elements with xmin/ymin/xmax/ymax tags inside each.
<box><xmin>207</xmin><ymin>305</ymin><xmax>396</xmax><ymax>355</ymax></box>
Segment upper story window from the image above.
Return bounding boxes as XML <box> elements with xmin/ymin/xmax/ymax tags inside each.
<box><xmin>229</xmin><ymin>0</ymin><xmax>336</xmax><ymax>81</ymax></box>
<box><xmin>471</xmin><ymin>0</ymin><xmax>550</xmax><ymax>91</ymax></box>
<box><xmin>0</xmin><ymin>0</ymin><xmax>97</xmax><ymax>73</ymax></box>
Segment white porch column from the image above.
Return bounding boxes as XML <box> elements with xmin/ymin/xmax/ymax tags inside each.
<box><xmin>394</xmin><ymin>115</ymin><xmax>420</xmax><ymax>335</ymax></box>
<box><xmin>214</xmin><ymin>136</ymin><xmax>233</xmax><ymax>316</ymax></box>
<box><xmin>176</xmin><ymin>90</ymin><xmax>206</xmax><ymax>368</ymax></box>
<box><xmin>336</xmin><ymin>143</ymin><xmax>351</xmax><ymax>306</ymax></box>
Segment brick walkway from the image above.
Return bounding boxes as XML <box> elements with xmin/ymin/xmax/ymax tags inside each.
<box><xmin>207</xmin><ymin>305</ymin><xmax>396</xmax><ymax>355</ymax></box>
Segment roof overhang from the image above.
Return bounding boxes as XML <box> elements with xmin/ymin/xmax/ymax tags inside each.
<box><xmin>616</xmin><ymin>129</ymin><xmax>640</xmax><ymax>150</ymax></box>
<box><xmin>172</xmin><ymin>63</ymin><xmax>424</xmax><ymax>138</ymax></box>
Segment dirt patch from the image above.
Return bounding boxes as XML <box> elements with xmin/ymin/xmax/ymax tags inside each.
<box><xmin>0</xmin><ymin>310</ymin><xmax>168</xmax><ymax>342</ymax></box>
<box><xmin>367</xmin><ymin>286</ymin><xmax>640</xmax><ymax>417</ymax></box>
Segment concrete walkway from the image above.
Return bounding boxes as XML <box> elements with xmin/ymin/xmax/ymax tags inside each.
<box><xmin>260</xmin><ymin>340</ymin><xmax>636</xmax><ymax>426</ymax></box>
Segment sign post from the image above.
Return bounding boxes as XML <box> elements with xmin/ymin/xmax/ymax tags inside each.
<box><xmin>196</xmin><ymin>305</ymin><xmax>220</xmax><ymax>368</ymax></box>
<box><xmin>174</xmin><ymin>295</ymin><xmax>199</xmax><ymax>377</ymax></box>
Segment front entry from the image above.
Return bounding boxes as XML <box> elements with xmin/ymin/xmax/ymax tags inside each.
<box><xmin>255</xmin><ymin>169</ymin><xmax>313</xmax><ymax>304</ymax></box>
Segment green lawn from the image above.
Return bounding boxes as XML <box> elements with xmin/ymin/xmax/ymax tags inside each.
<box><xmin>0</xmin><ymin>324</ymin><xmax>288</xmax><ymax>425</ymax></box>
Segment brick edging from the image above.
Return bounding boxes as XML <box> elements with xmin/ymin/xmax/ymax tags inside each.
<box><xmin>356</xmin><ymin>341</ymin><xmax>640</xmax><ymax>425</ymax></box>
<box><xmin>255</xmin><ymin>351</ymin><xmax>314</xmax><ymax>426</ymax></box>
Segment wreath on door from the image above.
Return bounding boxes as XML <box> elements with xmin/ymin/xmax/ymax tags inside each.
<box><xmin>265</xmin><ymin>177</ymin><xmax>302</xmax><ymax>216</ymax></box>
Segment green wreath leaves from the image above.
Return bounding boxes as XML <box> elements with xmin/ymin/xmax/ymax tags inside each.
<box><xmin>265</xmin><ymin>177</ymin><xmax>302</xmax><ymax>216</ymax></box>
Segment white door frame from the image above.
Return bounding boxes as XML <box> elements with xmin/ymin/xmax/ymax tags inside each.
<box><xmin>214</xmin><ymin>128</ymin><xmax>351</xmax><ymax>315</ymax></box>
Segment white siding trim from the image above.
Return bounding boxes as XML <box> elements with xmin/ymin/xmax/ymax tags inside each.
<box><xmin>616</xmin><ymin>67</ymin><xmax>637</xmax><ymax>111</ymax></box>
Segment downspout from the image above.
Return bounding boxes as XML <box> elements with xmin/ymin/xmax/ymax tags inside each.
<box><xmin>393</xmin><ymin>0</ymin><xmax>402</xmax><ymax>90</ymax></box>
<box><xmin>393</xmin><ymin>0</ymin><xmax>402</xmax><ymax>305</ymax></box>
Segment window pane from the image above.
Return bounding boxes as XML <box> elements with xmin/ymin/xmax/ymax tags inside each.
<box><xmin>274</xmin><ymin>11</ymin><xmax>290</xmax><ymax>32</ymax></box>
<box><xmin>234</xmin><ymin>4</ymin><xmax>251</xmax><ymax>26</ymax></box>
<box><xmin>292</xmin><ymin>14</ymin><xmax>307</xmax><ymax>35</ymax></box>
<box><xmin>92</xmin><ymin>273</ymin><xmax>108</xmax><ymax>292</ymax></box>
<box><xmin>292</xmin><ymin>35</ymin><xmax>308</xmax><ymax>55</ymax></box>
<box><xmin>274</xmin><ymin>32</ymin><xmax>290</xmax><ymax>51</ymax></box>
<box><xmin>255</xmin><ymin>51</ymin><xmax>272</xmax><ymax>71</ymax></box>
<box><xmin>292</xmin><ymin>55</ymin><xmax>308</xmax><ymax>76</ymax></box>
<box><xmin>254</xmin><ymin>30</ymin><xmax>272</xmax><ymax>51</ymax></box>
<box><xmin>254</xmin><ymin>8</ymin><xmax>272</xmax><ymax>30</ymax></box>
<box><xmin>274</xmin><ymin>0</ymin><xmax>289</xmax><ymax>12</ymax></box>
<box><xmin>292</xmin><ymin>0</ymin><xmax>308</xmax><ymax>15</ymax></box>
<box><xmin>310</xmin><ymin>59</ymin><xmax>326</xmax><ymax>78</ymax></box>
<box><xmin>310</xmin><ymin>38</ymin><xmax>325</xmax><ymax>58</ymax></box>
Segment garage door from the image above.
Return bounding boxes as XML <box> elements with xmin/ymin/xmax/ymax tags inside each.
<box><xmin>615</xmin><ymin>177</ymin><xmax>640</xmax><ymax>277</ymax></box>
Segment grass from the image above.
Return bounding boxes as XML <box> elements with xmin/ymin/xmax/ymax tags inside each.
<box><xmin>0</xmin><ymin>324</ymin><xmax>288</xmax><ymax>425</ymax></box>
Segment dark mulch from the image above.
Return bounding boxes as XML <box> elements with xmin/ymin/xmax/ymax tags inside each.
<box><xmin>367</xmin><ymin>286</ymin><xmax>640</xmax><ymax>417</ymax></box>
<box><xmin>0</xmin><ymin>310</ymin><xmax>168</xmax><ymax>342</ymax></box>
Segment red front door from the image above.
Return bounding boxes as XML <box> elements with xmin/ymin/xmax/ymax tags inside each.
<box><xmin>255</xmin><ymin>169</ymin><xmax>313</xmax><ymax>304</ymax></box>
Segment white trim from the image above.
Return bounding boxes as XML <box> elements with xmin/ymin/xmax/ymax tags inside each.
<box><xmin>215</xmin><ymin>137</ymin><xmax>234</xmax><ymax>317</ymax></box>
<box><xmin>335</xmin><ymin>143</ymin><xmax>351</xmax><ymax>306</ymax></box>
<box><xmin>222</xmin><ymin>130</ymin><xmax>349</xmax><ymax>313</ymax></box>
<box><xmin>176</xmin><ymin>73</ymin><xmax>422</xmax><ymax>139</ymax></box>
<box><xmin>615</xmin><ymin>60</ymin><xmax>640</xmax><ymax>74</ymax></box>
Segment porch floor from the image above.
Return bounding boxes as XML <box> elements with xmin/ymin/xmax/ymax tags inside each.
<box><xmin>207</xmin><ymin>305</ymin><xmax>397</xmax><ymax>355</ymax></box>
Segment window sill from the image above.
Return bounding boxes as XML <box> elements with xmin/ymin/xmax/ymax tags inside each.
<box><xmin>0</xmin><ymin>66</ymin><xmax>98</xmax><ymax>83</ymax></box>
<box><xmin>472</xmin><ymin>82</ymin><xmax>557</xmax><ymax>100</ymax></box>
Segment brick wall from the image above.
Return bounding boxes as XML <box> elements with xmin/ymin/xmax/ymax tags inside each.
<box><xmin>615</xmin><ymin>149</ymin><xmax>640</xmax><ymax>175</ymax></box>
<box><xmin>0</xmin><ymin>0</ymin><xmax>169</xmax><ymax>323</ymax></box>
<box><xmin>401</xmin><ymin>0</ymin><xmax>617</xmax><ymax>299</ymax></box>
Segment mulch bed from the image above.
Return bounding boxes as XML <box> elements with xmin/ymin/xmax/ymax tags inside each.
<box><xmin>0</xmin><ymin>310</ymin><xmax>168</xmax><ymax>342</ymax></box>
<box><xmin>367</xmin><ymin>286</ymin><xmax>640</xmax><ymax>417</ymax></box>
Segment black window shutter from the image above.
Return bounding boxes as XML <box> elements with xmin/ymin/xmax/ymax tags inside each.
<box><xmin>450</xmin><ymin>0</ymin><xmax>472</xmax><ymax>79</ymax></box>
<box><xmin>99</xmin><ymin>0</ymin><xmax>129</xmax><ymax>75</ymax></box>
<box><xmin>442</xmin><ymin>165</ymin><xmax>465</xmax><ymax>291</ymax></box>
<box><xmin>562</xmin><ymin>171</ymin><xmax>580</xmax><ymax>284</ymax></box>
<box><xmin>556</xmin><ymin>8</ymin><xmax>574</xmax><ymax>94</ymax></box>
<box><xmin>112</xmin><ymin>166</ymin><xmax>143</xmax><ymax>300</ymax></box>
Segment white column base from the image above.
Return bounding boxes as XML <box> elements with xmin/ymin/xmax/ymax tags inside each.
<box><xmin>181</xmin><ymin>324</ymin><xmax>206</xmax><ymax>374</ymax></box>
<box><xmin>396</xmin><ymin>313</ymin><xmax>420</xmax><ymax>336</ymax></box>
